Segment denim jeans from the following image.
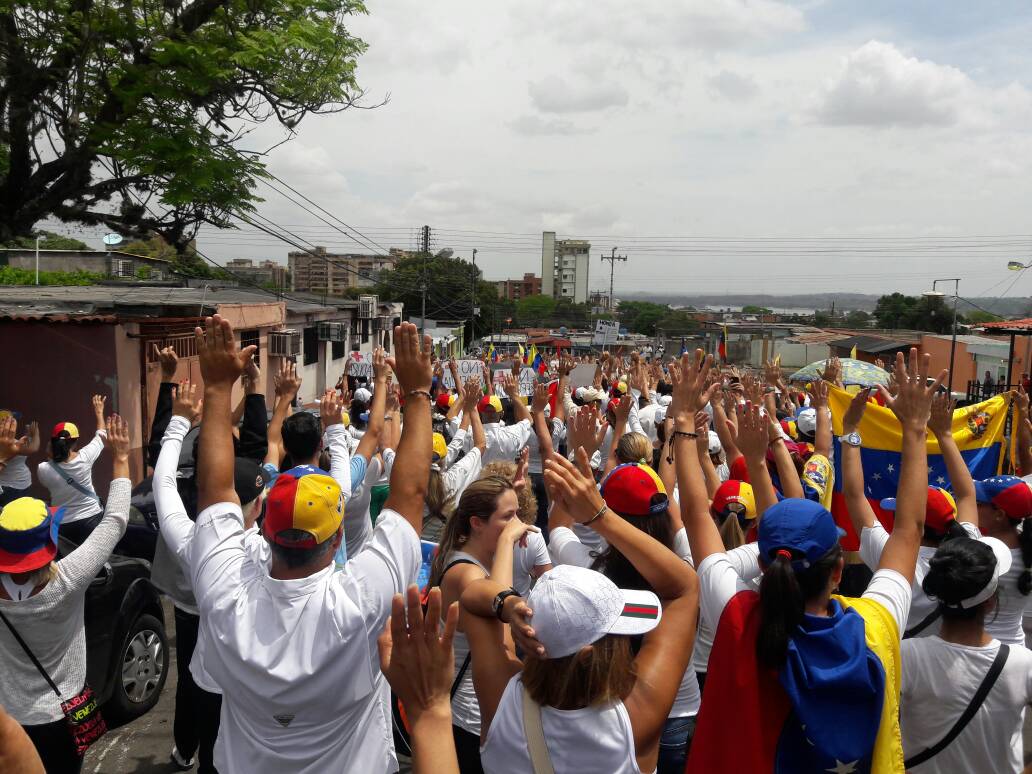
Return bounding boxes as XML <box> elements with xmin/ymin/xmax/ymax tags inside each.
<box><xmin>657</xmin><ymin>714</ymin><xmax>697</xmax><ymax>774</ymax></box>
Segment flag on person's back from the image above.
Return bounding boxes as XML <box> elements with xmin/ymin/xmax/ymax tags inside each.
<box><xmin>828</xmin><ymin>385</ymin><xmax>1008</xmax><ymax>550</ymax></box>
<box><xmin>718</xmin><ymin>325</ymin><xmax>728</xmax><ymax>361</ymax></box>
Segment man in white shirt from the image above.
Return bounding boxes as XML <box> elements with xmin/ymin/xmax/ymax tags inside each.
<box><xmin>188</xmin><ymin>315</ymin><xmax>433</xmax><ymax>774</ymax></box>
<box><xmin>478</xmin><ymin>374</ymin><xmax>532</xmax><ymax>465</ymax></box>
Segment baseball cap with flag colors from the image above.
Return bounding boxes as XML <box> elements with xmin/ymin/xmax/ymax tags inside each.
<box><xmin>600</xmin><ymin>463</ymin><xmax>668</xmax><ymax>517</ymax></box>
<box><xmin>974</xmin><ymin>475</ymin><xmax>1032</xmax><ymax>519</ymax></box>
<box><xmin>432</xmin><ymin>433</ymin><xmax>448</xmax><ymax>461</ymax></box>
<box><xmin>263</xmin><ymin>466</ymin><xmax>344</xmax><ymax>548</ymax></box>
<box><xmin>526</xmin><ymin>565</ymin><xmax>662</xmax><ymax>659</ymax></box>
<box><xmin>711</xmin><ymin>480</ymin><xmax>757</xmax><ymax>521</ymax></box>
<box><xmin>51</xmin><ymin>422</ymin><xmax>79</xmax><ymax>440</ymax></box>
<box><xmin>0</xmin><ymin>498</ymin><xmax>64</xmax><ymax>573</ymax></box>
<box><xmin>879</xmin><ymin>486</ymin><xmax>957</xmax><ymax>534</ymax></box>
<box><xmin>478</xmin><ymin>395</ymin><xmax>502</xmax><ymax>414</ymax></box>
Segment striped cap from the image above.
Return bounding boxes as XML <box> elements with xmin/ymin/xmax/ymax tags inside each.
<box><xmin>0</xmin><ymin>498</ymin><xmax>64</xmax><ymax>573</ymax></box>
<box><xmin>526</xmin><ymin>565</ymin><xmax>662</xmax><ymax>659</ymax></box>
<box><xmin>262</xmin><ymin>466</ymin><xmax>344</xmax><ymax>548</ymax></box>
<box><xmin>712</xmin><ymin>479</ymin><xmax>757</xmax><ymax>522</ymax></box>
<box><xmin>51</xmin><ymin>422</ymin><xmax>79</xmax><ymax>440</ymax></box>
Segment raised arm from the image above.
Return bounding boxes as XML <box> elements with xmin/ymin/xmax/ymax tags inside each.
<box><xmin>92</xmin><ymin>393</ymin><xmax>106</xmax><ymax>435</ymax></box>
<box><xmin>603</xmin><ymin>392</ymin><xmax>632</xmax><ymax>478</ymax></box>
<box><xmin>383</xmin><ymin>323</ymin><xmax>434</xmax><ymax>533</ymax></box>
<box><xmin>355</xmin><ymin>348</ymin><xmax>389</xmax><ymax>462</ymax></box>
<box><xmin>154</xmin><ymin>383</ymin><xmax>203</xmax><ymax>562</ymax></box>
<box><xmin>530</xmin><ymin>383</ymin><xmax>555</xmax><ymax>459</ymax></box>
<box><xmin>928</xmin><ymin>392</ymin><xmax>977</xmax><ymax>527</ymax></box>
<box><xmin>712</xmin><ymin>393</ymin><xmax>741</xmax><ymax>467</ymax></box>
<box><xmin>766</xmin><ymin>417</ymin><xmax>804</xmax><ymax>500</ymax></box>
<box><xmin>734</xmin><ymin>402</ymin><xmax>780</xmax><ymax>517</ymax></box>
<box><xmin>554</xmin><ymin>357</ymin><xmax>572</xmax><ymax>425</ymax></box>
<box><xmin>877</xmin><ymin>350</ymin><xmax>944</xmax><ymax>583</ymax></box>
<box><xmin>809</xmin><ymin>378</ymin><xmax>833</xmax><ymax>459</ymax></box>
<box><xmin>266</xmin><ymin>360</ymin><xmax>301</xmax><ymax>468</ymax></box>
<box><xmin>694</xmin><ymin>412</ymin><xmax>721</xmax><ymax>498</ymax></box>
<box><xmin>1015</xmin><ymin>388</ymin><xmax>1032</xmax><ymax>476</ymax></box>
<box><xmin>196</xmin><ymin>315</ymin><xmax>256</xmax><ymax>512</ymax></box>
<box><xmin>504</xmin><ymin>373</ymin><xmax>532</xmax><ymax>426</ymax></box>
<box><xmin>236</xmin><ymin>357</ymin><xmax>268</xmax><ymax>463</ymax></box>
<box><xmin>841</xmin><ymin>388</ymin><xmax>878</xmax><ymax>534</ymax></box>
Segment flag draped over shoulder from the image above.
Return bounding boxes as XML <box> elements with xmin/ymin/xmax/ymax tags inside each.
<box><xmin>718</xmin><ymin>325</ymin><xmax>728</xmax><ymax>361</ymax></box>
<box><xmin>828</xmin><ymin>385</ymin><xmax>1009</xmax><ymax>550</ymax></box>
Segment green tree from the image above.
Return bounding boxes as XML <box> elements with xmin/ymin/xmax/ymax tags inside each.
<box><xmin>619</xmin><ymin>300</ymin><xmax>671</xmax><ymax>335</ymax></box>
<box><xmin>0</xmin><ymin>0</ymin><xmax>369</xmax><ymax>254</ymax></box>
<box><xmin>741</xmin><ymin>305</ymin><xmax>773</xmax><ymax>314</ymax></box>
<box><xmin>873</xmin><ymin>293</ymin><xmax>952</xmax><ymax>333</ymax></box>
<box><xmin>962</xmin><ymin>310</ymin><xmax>1002</xmax><ymax>324</ymax></box>
<box><xmin>0</xmin><ymin>265</ymin><xmax>103</xmax><ymax>285</ymax></box>
<box><xmin>4</xmin><ymin>230</ymin><xmax>91</xmax><ymax>250</ymax></box>
<box><xmin>844</xmin><ymin>310</ymin><xmax>871</xmax><ymax>328</ymax></box>
<box><xmin>516</xmin><ymin>294</ymin><xmax>556</xmax><ymax>321</ymax></box>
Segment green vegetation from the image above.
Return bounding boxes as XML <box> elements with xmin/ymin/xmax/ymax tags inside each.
<box><xmin>4</xmin><ymin>230</ymin><xmax>91</xmax><ymax>250</ymax></box>
<box><xmin>0</xmin><ymin>266</ymin><xmax>104</xmax><ymax>286</ymax></box>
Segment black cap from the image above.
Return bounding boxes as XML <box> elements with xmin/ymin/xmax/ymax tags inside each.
<box><xmin>234</xmin><ymin>457</ymin><xmax>268</xmax><ymax>505</ymax></box>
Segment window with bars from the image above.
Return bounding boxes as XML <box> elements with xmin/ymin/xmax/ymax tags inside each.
<box><xmin>240</xmin><ymin>329</ymin><xmax>260</xmax><ymax>366</ymax></box>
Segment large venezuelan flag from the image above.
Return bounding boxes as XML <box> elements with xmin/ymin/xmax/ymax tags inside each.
<box><xmin>828</xmin><ymin>385</ymin><xmax>1009</xmax><ymax>550</ymax></box>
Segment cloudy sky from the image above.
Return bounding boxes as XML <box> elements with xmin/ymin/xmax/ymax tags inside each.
<box><xmin>190</xmin><ymin>0</ymin><xmax>1032</xmax><ymax>299</ymax></box>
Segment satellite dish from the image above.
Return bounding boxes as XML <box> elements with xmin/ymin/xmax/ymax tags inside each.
<box><xmin>102</xmin><ymin>233</ymin><xmax>123</xmax><ymax>246</ymax></box>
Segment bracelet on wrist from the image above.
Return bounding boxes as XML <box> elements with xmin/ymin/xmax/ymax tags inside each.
<box><xmin>407</xmin><ymin>389</ymin><xmax>432</xmax><ymax>402</ymax></box>
<box><xmin>583</xmin><ymin>504</ymin><xmax>607</xmax><ymax>526</ymax></box>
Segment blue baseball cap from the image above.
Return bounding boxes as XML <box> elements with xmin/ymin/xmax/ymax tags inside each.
<box><xmin>974</xmin><ymin>475</ymin><xmax>1032</xmax><ymax>519</ymax></box>
<box><xmin>758</xmin><ymin>498</ymin><xmax>844</xmax><ymax>568</ymax></box>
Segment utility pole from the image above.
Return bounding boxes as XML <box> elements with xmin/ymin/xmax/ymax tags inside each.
<box><xmin>600</xmin><ymin>246</ymin><xmax>627</xmax><ymax>314</ymax></box>
<box><xmin>470</xmin><ymin>248</ymin><xmax>478</xmax><ymax>349</ymax></box>
<box><xmin>34</xmin><ymin>234</ymin><xmax>40</xmax><ymax>285</ymax></box>
<box><xmin>420</xmin><ymin>225</ymin><xmax>431</xmax><ymax>335</ymax></box>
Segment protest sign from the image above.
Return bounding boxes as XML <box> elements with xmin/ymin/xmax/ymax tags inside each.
<box><xmin>593</xmin><ymin>319</ymin><xmax>618</xmax><ymax>346</ymax></box>
<box><xmin>441</xmin><ymin>359</ymin><xmax>487</xmax><ymax>389</ymax></box>
<box><xmin>569</xmin><ymin>363</ymin><xmax>597</xmax><ymax>389</ymax></box>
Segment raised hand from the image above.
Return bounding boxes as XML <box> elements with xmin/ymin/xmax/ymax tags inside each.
<box><xmin>320</xmin><ymin>388</ymin><xmax>344</xmax><ymax>429</ymax></box>
<box><xmin>513</xmin><ymin>447</ymin><xmax>530</xmax><ymax>490</ymax></box>
<box><xmin>842</xmin><ymin>387</ymin><xmax>872</xmax><ymax>432</ymax></box>
<box><xmin>386</xmin><ymin>322</ymin><xmax>433</xmax><ymax>396</ymax></box>
<box><xmin>172</xmin><ymin>381</ymin><xmax>203</xmax><ymax>423</ymax></box>
<box><xmin>103</xmin><ymin>414</ymin><xmax>131</xmax><ymax>460</ymax></box>
<box><xmin>92</xmin><ymin>394</ymin><xmax>107</xmax><ymax>419</ymax></box>
<box><xmin>274</xmin><ymin>360</ymin><xmax>302</xmax><ymax>398</ymax></box>
<box><xmin>377</xmin><ymin>586</ymin><xmax>458</xmax><ymax>724</ymax></box>
<box><xmin>244</xmin><ymin>354</ymin><xmax>260</xmax><ymax>384</ymax></box>
<box><xmin>733</xmin><ymin>402</ymin><xmax>769</xmax><ymax>462</ymax></box>
<box><xmin>1014</xmin><ymin>385</ymin><xmax>1030</xmax><ymax>415</ymax></box>
<box><xmin>879</xmin><ymin>348</ymin><xmax>947</xmax><ymax>433</ymax></box>
<box><xmin>668</xmin><ymin>349</ymin><xmax>718</xmax><ymax>425</ymax></box>
<box><xmin>194</xmin><ymin>314</ymin><xmax>257</xmax><ymax>388</ymax></box>
<box><xmin>0</xmin><ymin>416</ymin><xmax>29</xmax><ymax>462</ymax></box>
<box><xmin>501</xmin><ymin>372</ymin><xmax>520</xmax><ymax>399</ymax></box>
<box><xmin>928</xmin><ymin>392</ymin><xmax>956</xmax><ymax>438</ymax></box>
<box><xmin>808</xmin><ymin>378</ymin><xmax>829</xmax><ymax>410</ymax></box>
<box><xmin>461</xmin><ymin>379</ymin><xmax>481</xmax><ymax>412</ymax></box>
<box><xmin>154</xmin><ymin>344</ymin><xmax>179</xmax><ymax>381</ymax></box>
<box><xmin>543</xmin><ymin>449</ymin><xmax>607</xmax><ymax>524</ymax></box>
<box><xmin>613</xmin><ymin>393</ymin><xmax>633</xmax><ymax>425</ymax></box>
<box><xmin>531</xmin><ymin>382</ymin><xmax>550</xmax><ymax>414</ymax></box>
<box><xmin>568</xmin><ymin>405</ymin><xmax>602</xmax><ymax>457</ymax></box>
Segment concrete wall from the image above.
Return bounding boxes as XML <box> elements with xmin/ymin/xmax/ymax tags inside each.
<box><xmin>5</xmin><ymin>251</ymin><xmax>168</xmax><ymax>278</ymax></box>
<box><xmin>921</xmin><ymin>336</ymin><xmax>974</xmax><ymax>393</ymax></box>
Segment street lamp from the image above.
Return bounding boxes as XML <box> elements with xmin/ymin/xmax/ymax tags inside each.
<box><xmin>1008</xmin><ymin>261</ymin><xmax>1031</xmax><ymax>271</ymax></box>
<box><xmin>923</xmin><ymin>278</ymin><xmax>960</xmax><ymax>392</ymax></box>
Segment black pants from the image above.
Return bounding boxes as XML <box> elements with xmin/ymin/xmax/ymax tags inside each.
<box><xmin>529</xmin><ymin>472</ymin><xmax>549</xmax><ymax>538</ymax></box>
<box><xmin>0</xmin><ymin>485</ymin><xmax>31</xmax><ymax>508</ymax></box>
<box><xmin>59</xmin><ymin>513</ymin><xmax>104</xmax><ymax>547</ymax></box>
<box><xmin>173</xmin><ymin>607</ymin><xmax>222</xmax><ymax>774</ymax></box>
<box><xmin>452</xmin><ymin>725</ymin><xmax>484</xmax><ymax>774</ymax></box>
<box><xmin>23</xmin><ymin>718</ymin><xmax>82</xmax><ymax>774</ymax></box>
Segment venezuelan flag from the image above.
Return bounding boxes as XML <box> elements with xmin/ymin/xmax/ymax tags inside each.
<box><xmin>828</xmin><ymin>385</ymin><xmax>1009</xmax><ymax>550</ymax></box>
<box><xmin>526</xmin><ymin>343</ymin><xmax>538</xmax><ymax>367</ymax></box>
<box><xmin>488</xmin><ymin>343</ymin><xmax>497</xmax><ymax>363</ymax></box>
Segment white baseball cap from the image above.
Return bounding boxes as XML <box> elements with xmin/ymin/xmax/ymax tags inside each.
<box><xmin>353</xmin><ymin>387</ymin><xmax>372</xmax><ymax>403</ymax></box>
<box><xmin>954</xmin><ymin>537</ymin><xmax>1012</xmax><ymax>610</ymax></box>
<box><xmin>707</xmin><ymin>431</ymin><xmax>722</xmax><ymax>455</ymax></box>
<box><xmin>796</xmin><ymin>408</ymin><xmax>817</xmax><ymax>437</ymax></box>
<box><xmin>527</xmin><ymin>565</ymin><xmax>662</xmax><ymax>659</ymax></box>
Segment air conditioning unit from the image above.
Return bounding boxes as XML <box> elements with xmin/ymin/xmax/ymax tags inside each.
<box><xmin>318</xmin><ymin>321</ymin><xmax>347</xmax><ymax>342</ymax></box>
<box><xmin>359</xmin><ymin>294</ymin><xmax>377</xmax><ymax>319</ymax></box>
<box><xmin>268</xmin><ymin>329</ymin><xmax>301</xmax><ymax>357</ymax></box>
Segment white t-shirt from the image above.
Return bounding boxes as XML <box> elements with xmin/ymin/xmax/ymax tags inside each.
<box><xmin>859</xmin><ymin>521</ymin><xmax>981</xmax><ymax>638</ymax></box>
<box><xmin>991</xmin><ymin>548</ymin><xmax>1032</xmax><ymax>647</ymax></box>
<box><xmin>480</xmin><ymin>675</ymin><xmax>644</xmax><ymax>774</ymax></box>
<box><xmin>0</xmin><ymin>454</ymin><xmax>31</xmax><ymax>490</ymax></box>
<box><xmin>190</xmin><ymin>502</ymin><xmax>420</xmax><ymax>774</ymax></box>
<box><xmin>513</xmin><ymin>531</ymin><xmax>551</xmax><ymax>597</ymax></box>
<box><xmin>901</xmin><ymin>636</ymin><xmax>1032</xmax><ymax>774</ymax></box>
<box><xmin>548</xmin><ymin>526</ymin><xmax>601</xmax><ymax>569</ymax></box>
<box><xmin>691</xmin><ymin>543</ymin><xmax>762</xmax><ymax>674</ymax></box>
<box><xmin>697</xmin><ymin>554</ymin><xmax>912</xmax><ymax>652</ymax></box>
<box><xmin>443</xmin><ymin>447</ymin><xmax>482</xmax><ymax>504</ymax></box>
<box><xmin>37</xmin><ymin>431</ymin><xmax>106</xmax><ymax>523</ymax></box>
<box><xmin>344</xmin><ymin>456</ymin><xmax>383</xmax><ymax>544</ymax></box>
<box><xmin>482</xmin><ymin>420</ymin><xmax>533</xmax><ymax>465</ymax></box>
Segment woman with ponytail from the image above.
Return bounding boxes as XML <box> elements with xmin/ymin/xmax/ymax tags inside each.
<box><xmin>971</xmin><ymin>472</ymin><xmax>1032</xmax><ymax>646</ymax></box>
<box><xmin>680</xmin><ymin>348</ymin><xmax>944</xmax><ymax>773</ymax></box>
<box><xmin>37</xmin><ymin>395</ymin><xmax>108</xmax><ymax>547</ymax></box>
<box><xmin>899</xmin><ymin>537</ymin><xmax>1032</xmax><ymax>773</ymax></box>
<box><xmin>845</xmin><ymin>391</ymin><xmax>981</xmax><ymax>639</ymax></box>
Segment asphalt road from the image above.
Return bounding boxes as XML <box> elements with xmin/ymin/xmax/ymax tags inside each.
<box><xmin>80</xmin><ymin>599</ymin><xmax>1031</xmax><ymax>772</ymax></box>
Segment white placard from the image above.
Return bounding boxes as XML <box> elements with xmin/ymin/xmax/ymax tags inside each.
<box><xmin>442</xmin><ymin>360</ymin><xmax>487</xmax><ymax>389</ymax></box>
<box><xmin>593</xmin><ymin>319</ymin><xmax>618</xmax><ymax>346</ymax></box>
<box><xmin>569</xmin><ymin>363</ymin><xmax>597</xmax><ymax>389</ymax></box>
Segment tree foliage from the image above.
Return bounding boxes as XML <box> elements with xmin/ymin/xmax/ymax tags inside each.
<box><xmin>0</xmin><ymin>0</ymin><xmax>370</xmax><ymax>253</ymax></box>
<box><xmin>873</xmin><ymin>292</ymin><xmax>954</xmax><ymax>333</ymax></box>
<box><xmin>516</xmin><ymin>294</ymin><xmax>556</xmax><ymax>320</ymax></box>
<box><xmin>3</xmin><ymin>229</ymin><xmax>90</xmax><ymax>250</ymax></box>
<box><xmin>0</xmin><ymin>265</ymin><xmax>103</xmax><ymax>285</ymax></box>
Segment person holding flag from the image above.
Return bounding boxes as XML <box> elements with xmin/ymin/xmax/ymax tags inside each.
<box><xmin>681</xmin><ymin>348</ymin><xmax>944</xmax><ymax>773</ymax></box>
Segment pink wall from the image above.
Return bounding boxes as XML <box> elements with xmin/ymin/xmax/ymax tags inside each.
<box><xmin>920</xmin><ymin>336</ymin><xmax>974</xmax><ymax>393</ymax></box>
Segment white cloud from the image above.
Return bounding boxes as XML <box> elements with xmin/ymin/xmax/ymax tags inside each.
<box><xmin>810</xmin><ymin>40</ymin><xmax>998</xmax><ymax>127</ymax></box>
<box><xmin>708</xmin><ymin>70</ymin><xmax>760</xmax><ymax>101</ymax></box>
<box><xmin>509</xmin><ymin>114</ymin><xmax>593</xmax><ymax>136</ymax></box>
<box><xmin>528</xmin><ymin>77</ymin><xmax>629</xmax><ymax>114</ymax></box>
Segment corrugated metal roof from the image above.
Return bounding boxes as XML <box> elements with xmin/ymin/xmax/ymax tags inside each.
<box><xmin>980</xmin><ymin>318</ymin><xmax>1032</xmax><ymax>331</ymax></box>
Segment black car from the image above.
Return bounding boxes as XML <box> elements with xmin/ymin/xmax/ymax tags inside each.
<box><xmin>71</xmin><ymin>537</ymin><xmax>169</xmax><ymax>723</ymax></box>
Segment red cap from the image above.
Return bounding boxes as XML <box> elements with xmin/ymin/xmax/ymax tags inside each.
<box><xmin>879</xmin><ymin>486</ymin><xmax>957</xmax><ymax>534</ymax></box>
<box><xmin>711</xmin><ymin>480</ymin><xmax>757</xmax><ymax>521</ymax></box>
<box><xmin>729</xmin><ymin>456</ymin><xmax>750</xmax><ymax>483</ymax></box>
<box><xmin>600</xmin><ymin>463</ymin><xmax>668</xmax><ymax>517</ymax></box>
<box><xmin>478</xmin><ymin>395</ymin><xmax>502</xmax><ymax>413</ymax></box>
<box><xmin>434</xmin><ymin>393</ymin><xmax>454</xmax><ymax>411</ymax></box>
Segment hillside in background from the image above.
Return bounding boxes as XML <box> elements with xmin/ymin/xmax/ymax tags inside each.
<box><xmin>618</xmin><ymin>292</ymin><xmax>1032</xmax><ymax>317</ymax></box>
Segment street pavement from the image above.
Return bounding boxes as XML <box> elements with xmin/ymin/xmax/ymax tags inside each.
<box><xmin>81</xmin><ymin>601</ymin><xmax>1031</xmax><ymax>772</ymax></box>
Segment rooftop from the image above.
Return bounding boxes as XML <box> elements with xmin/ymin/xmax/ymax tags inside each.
<box><xmin>979</xmin><ymin>318</ymin><xmax>1032</xmax><ymax>332</ymax></box>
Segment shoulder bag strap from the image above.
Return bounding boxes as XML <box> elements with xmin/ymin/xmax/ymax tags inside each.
<box><xmin>55</xmin><ymin>466</ymin><xmax>100</xmax><ymax>504</ymax></box>
<box><xmin>0</xmin><ymin>608</ymin><xmax>62</xmax><ymax>698</ymax></box>
<box><xmin>904</xmin><ymin>644</ymin><xmax>1010</xmax><ymax>768</ymax></box>
<box><xmin>521</xmin><ymin>685</ymin><xmax>556</xmax><ymax>774</ymax></box>
<box><xmin>903</xmin><ymin>607</ymin><xmax>943</xmax><ymax>639</ymax></box>
<box><xmin>450</xmin><ymin>652</ymin><xmax>471</xmax><ymax>701</ymax></box>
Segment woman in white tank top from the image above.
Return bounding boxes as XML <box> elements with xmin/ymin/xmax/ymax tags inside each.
<box><xmin>459</xmin><ymin>450</ymin><xmax>700</xmax><ymax>774</ymax></box>
<box><xmin>429</xmin><ymin>475</ymin><xmax>539</xmax><ymax>774</ymax></box>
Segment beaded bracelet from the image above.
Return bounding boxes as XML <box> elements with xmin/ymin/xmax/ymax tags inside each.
<box><xmin>407</xmin><ymin>389</ymin><xmax>433</xmax><ymax>401</ymax></box>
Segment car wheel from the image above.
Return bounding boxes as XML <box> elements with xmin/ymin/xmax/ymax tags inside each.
<box><xmin>106</xmin><ymin>613</ymin><xmax>168</xmax><ymax>723</ymax></box>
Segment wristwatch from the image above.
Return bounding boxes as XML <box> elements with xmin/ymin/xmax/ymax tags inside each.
<box><xmin>492</xmin><ymin>588</ymin><xmax>520</xmax><ymax>621</ymax></box>
<box><xmin>840</xmin><ymin>431</ymin><xmax>862</xmax><ymax>447</ymax></box>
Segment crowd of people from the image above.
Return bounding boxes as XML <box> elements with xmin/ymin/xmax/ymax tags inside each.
<box><xmin>3</xmin><ymin>316</ymin><xmax>1032</xmax><ymax>773</ymax></box>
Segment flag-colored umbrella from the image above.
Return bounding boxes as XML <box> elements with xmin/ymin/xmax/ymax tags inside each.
<box><xmin>788</xmin><ymin>358</ymin><xmax>890</xmax><ymax>388</ymax></box>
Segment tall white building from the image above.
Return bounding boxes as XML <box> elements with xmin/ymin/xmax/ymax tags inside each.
<box><xmin>540</xmin><ymin>231</ymin><xmax>591</xmax><ymax>304</ymax></box>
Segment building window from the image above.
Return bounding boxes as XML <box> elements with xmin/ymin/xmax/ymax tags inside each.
<box><xmin>303</xmin><ymin>327</ymin><xmax>319</xmax><ymax>366</ymax></box>
<box><xmin>331</xmin><ymin>340</ymin><xmax>345</xmax><ymax>360</ymax></box>
<box><xmin>240</xmin><ymin>329</ymin><xmax>260</xmax><ymax>366</ymax></box>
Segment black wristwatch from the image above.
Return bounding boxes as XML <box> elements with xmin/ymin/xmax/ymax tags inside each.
<box><xmin>492</xmin><ymin>588</ymin><xmax>520</xmax><ymax>621</ymax></box>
